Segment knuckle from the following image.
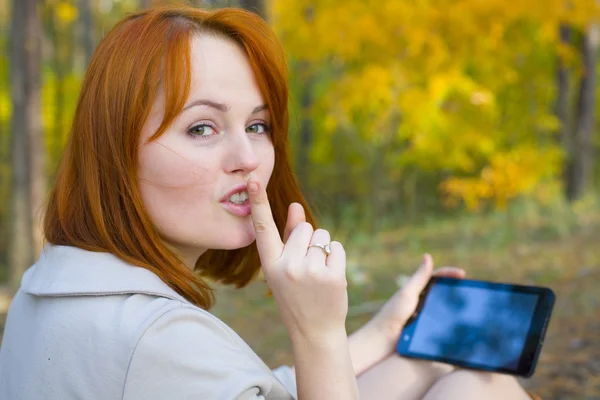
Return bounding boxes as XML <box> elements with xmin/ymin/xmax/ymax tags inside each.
<box><xmin>326</xmin><ymin>273</ymin><xmax>348</xmax><ymax>289</ymax></box>
<box><xmin>332</xmin><ymin>274</ymin><xmax>348</xmax><ymax>288</ymax></box>
<box><xmin>284</xmin><ymin>267</ymin><xmax>300</xmax><ymax>283</ymax></box>
<box><xmin>249</xmin><ymin>194</ymin><xmax>262</xmax><ymax>205</ymax></box>
<box><xmin>340</xmin><ymin>278</ymin><xmax>348</xmax><ymax>290</ymax></box>
<box><xmin>253</xmin><ymin>220</ymin><xmax>270</xmax><ymax>234</ymax></box>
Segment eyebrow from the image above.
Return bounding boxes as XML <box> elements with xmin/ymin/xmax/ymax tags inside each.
<box><xmin>182</xmin><ymin>99</ymin><xmax>268</xmax><ymax>114</ymax></box>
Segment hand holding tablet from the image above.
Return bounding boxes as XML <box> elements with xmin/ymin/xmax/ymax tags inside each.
<box><xmin>396</xmin><ymin>277</ymin><xmax>555</xmax><ymax>377</ymax></box>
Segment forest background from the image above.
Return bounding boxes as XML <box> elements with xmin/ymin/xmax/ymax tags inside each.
<box><xmin>1</xmin><ymin>0</ymin><xmax>599</xmax><ymax>398</ymax></box>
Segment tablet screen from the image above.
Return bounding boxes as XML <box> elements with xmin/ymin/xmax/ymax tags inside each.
<box><xmin>408</xmin><ymin>284</ymin><xmax>539</xmax><ymax>370</ymax></box>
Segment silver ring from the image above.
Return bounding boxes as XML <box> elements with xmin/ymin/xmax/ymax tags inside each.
<box><xmin>308</xmin><ymin>243</ymin><xmax>332</xmax><ymax>255</ymax></box>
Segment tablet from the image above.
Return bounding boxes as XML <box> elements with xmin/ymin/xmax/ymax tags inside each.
<box><xmin>396</xmin><ymin>277</ymin><xmax>555</xmax><ymax>377</ymax></box>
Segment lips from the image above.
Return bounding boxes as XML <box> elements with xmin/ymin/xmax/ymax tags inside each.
<box><xmin>220</xmin><ymin>184</ymin><xmax>248</xmax><ymax>202</ymax></box>
<box><xmin>220</xmin><ymin>200</ymin><xmax>251</xmax><ymax>217</ymax></box>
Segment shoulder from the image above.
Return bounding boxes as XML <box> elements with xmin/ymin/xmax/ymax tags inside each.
<box><xmin>129</xmin><ymin>300</ymin><xmax>237</xmax><ymax>346</ymax></box>
<box><xmin>123</xmin><ymin>304</ymin><xmax>293</xmax><ymax>400</ymax></box>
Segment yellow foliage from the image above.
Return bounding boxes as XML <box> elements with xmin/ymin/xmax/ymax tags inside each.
<box><xmin>272</xmin><ymin>0</ymin><xmax>594</xmax><ymax>210</ymax></box>
<box><xmin>55</xmin><ymin>2</ymin><xmax>78</xmax><ymax>26</ymax></box>
<box><xmin>0</xmin><ymin>88</ymin><xmax>11</xmax><ymax>124</ymax></box>
<box><xmin>442</xmin><ymin>147</ymin><xmax>563</xmax><ymax>210</ymax></box>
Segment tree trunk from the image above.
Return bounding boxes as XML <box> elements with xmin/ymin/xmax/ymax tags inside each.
<box><xmin>556</xmin><ymin>25</ymin><xmax>573</xmax><ymax>199</ymax></box>
<box><xmin>556</xmin><ymin>24</ymin><xmax>571</xmax><ymax>150</ymax></box>
<box><xmin>27</xmin><ymin>2</ymin><xmax>45</xmax><ymax>261</ymax></box>
<box><xmin>566</xmin><ymin>24</ymin><xmax>599</xmax><ymax>201</ymax></box>
<box><xmin>296</xmin><ymin>62</ymin><xmax>313</xmax><ymax>190</ymax></box>
<box><xmin>79</xmin><ymin>0</ymin><xmax>95</xmax><ymax>66</ymax></box>
<box><xmin>45</xmin><ymin>2</ymin><xmax>69</xmax><ymax>175</ymax></box>
<box><xmin>555</xmin><ymin>24</ymin><xmax>572</xmax><ymax>144</ymax></box>
<box><xmin>238</xmin><ymin>0</ymin><xmax>266</xmax><ymax>20</ymax></box>
<box><xmin>10</xmin><ymin>0</ymin><xmax>43</xmax><ymax>289</ymax></box>
<box><xmin>139</xmin><ymin>0</ymin><xmax>151</xmax><ymax>9</ymax></box>
<box><xmin>0</xmin><ymin>31</ymin><xmax>8</xmax><ymax>280</ymax></box>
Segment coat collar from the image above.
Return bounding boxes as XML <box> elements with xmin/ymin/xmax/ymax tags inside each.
<box><xmin>21</xmin><ymin>244</ymin><xmax>189</xmax><ymax>304</ymax></box>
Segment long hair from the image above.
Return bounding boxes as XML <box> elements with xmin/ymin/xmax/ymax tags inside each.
<box><xmin>44</xmin><ymin>5</ymin><xmax>315</xmax><ymax>309</ymax></box>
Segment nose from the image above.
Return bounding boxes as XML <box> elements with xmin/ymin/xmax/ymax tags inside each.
<box><xmin>222</xmin><ymin>130</ymin><xmax>260</xmax><ymax>174</ymax></box>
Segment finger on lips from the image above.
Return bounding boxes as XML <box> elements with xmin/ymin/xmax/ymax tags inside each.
<box><xmin>247</xmin><ymin>178</ymin><xmax>284</xmax><ymax>266</ymax></box>
<box><xmin>247</xmin><ymin>177</ymin><xmax>343</xmax><ymax>279</ymax></box>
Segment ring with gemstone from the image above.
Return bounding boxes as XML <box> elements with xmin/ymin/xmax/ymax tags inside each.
<box><xmin>308</xmin><ymin>243</ymin><xmax>332</xmax><ymax>255</ymax></box>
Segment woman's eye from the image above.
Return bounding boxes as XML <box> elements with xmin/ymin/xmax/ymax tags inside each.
<box><xmin>187</xmin><ymin>124</ymin><xmax>216</xmax><ymax>138</ymax></box>
<box><xmin>246</xmin><ymin>123</ymin><xmax>270</xmax><ymax>135</ymax></box>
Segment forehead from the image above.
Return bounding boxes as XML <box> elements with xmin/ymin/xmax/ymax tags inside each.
<box><xmin>188</xmin><ymin>34</ymin><xmax>264</xmax><ymax>105</ymax></box>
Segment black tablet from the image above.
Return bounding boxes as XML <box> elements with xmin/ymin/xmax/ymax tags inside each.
<box><xmin>396</xmin><ymin>277</ymin><xmax>555</xmax><ymax>377</ymax></box>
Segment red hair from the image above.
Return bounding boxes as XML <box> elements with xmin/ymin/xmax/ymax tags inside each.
<box><xmin>44</xmin><ymin>5</ymin><xmax>315</xmax><ymax>309</ymax></box>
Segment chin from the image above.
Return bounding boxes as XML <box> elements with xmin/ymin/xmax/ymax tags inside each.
<box><xmin>218</xmin><ymin>227</ymin><xmax>256</xmax><ymax>250</ymax></box>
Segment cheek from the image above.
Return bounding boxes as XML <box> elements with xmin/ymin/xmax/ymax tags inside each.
<box><xmin>258</xmin><ymin>142</ymin><xmax>276</xmax><ymax>181</ymax></box>
<box><xmin>138</xmin><ymin>141</ymin><xmax>213</xmax><ymax>188</ymax></box>
<box><xmin>138</xmin><ymin>141</ymin><xmax>215</xmax><ymax>233</ymax></box>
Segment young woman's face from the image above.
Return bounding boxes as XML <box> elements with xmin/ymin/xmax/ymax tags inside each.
<box><xmin>138</xmin><ymin>35</ymin><xmax>275</xmax><ymax>267</ymax></box>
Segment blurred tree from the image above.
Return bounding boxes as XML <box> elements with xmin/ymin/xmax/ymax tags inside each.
<box><xmin>556</xmin><ymin>24</ymin><xmax>572</xmax><ymax>188</ymax></box>
<box><xmin>295</xmin><ymin>62</ymin><xmax>313</xmax><ymax>188</ymax></box>
<box><xmin>290</xmin><ymin>5</ymin><xmax>317</xmax><ymax>189</ymax></box>
<box><xmin>273</xmin><ymin>0</ymin><xmax>599</xmax><ymax>215</ymax></box>
<box><xmin>79</xmin><ymin>0</ymin><xmax>95</xmax><ymax>66</ymax></box>
<box><xmin>239</xmin><ymin>0</ymin><xmax>266</xmax><ymax>19</ymax></box>
<box><xmin>9</xmin><ymin>0</ymin><xmax>43</xmax><ymax>289</ymax></box>
<box><xmin>566</xmin><ymin>23</ymin><xmax>599</xmax><ymax>201</ymax></box>
<box><xmin>0</xmin><ymin>3</ymin><xmax>9</xmax><ymax>279</ymax></box>
<box><xmin>43</xmin><ymin>1</ymin><xmax>78</xmax><ymax>175</ymax></box>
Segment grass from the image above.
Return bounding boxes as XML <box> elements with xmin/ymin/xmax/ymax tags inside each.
<box><xmin>0</xmin><ymin>195</ymin><xmax>597</xmax><ymax>398</ymax></box>
<box><xmin>212</xmin><ymin>196</ymin><xmax>600</xmax><ymax>399</ymax></box>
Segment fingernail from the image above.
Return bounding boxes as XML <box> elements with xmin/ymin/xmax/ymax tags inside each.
<box><xmin>248</xmin><ymin>180</ymin><xmax>259</xmax><ymax>194</ymax></box>
<box><xmin>244</xmin><ymin>172</ymin><xmax>254</xmax><ymax>182</ymax></box>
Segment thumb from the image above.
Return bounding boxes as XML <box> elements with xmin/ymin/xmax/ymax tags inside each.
<box><xmin>402</xmin><ymin>254</ymin><xmax>434</xmax><ymax>298</ymax></box>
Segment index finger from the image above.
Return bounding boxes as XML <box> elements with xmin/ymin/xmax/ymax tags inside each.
<box><xmin>247</xmin><ymin>178</ymin><xmax>284</xmax><ymax>266</ymax></box>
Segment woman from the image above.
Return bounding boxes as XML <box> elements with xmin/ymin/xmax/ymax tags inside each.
<box><xmin>0</xmin><ymin>5</ymin><xmax>536</xmax><ymax>399</ymax></box>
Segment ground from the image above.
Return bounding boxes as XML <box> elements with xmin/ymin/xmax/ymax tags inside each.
<box><xmin>1</xmin><ymin>204</ymin><xmax>598</xmax><ymax>399</ymax></box>
<box><xmin>212</xmin><ymin>205</ymin><xmax>600</xmax><ymax>399</ymax></box>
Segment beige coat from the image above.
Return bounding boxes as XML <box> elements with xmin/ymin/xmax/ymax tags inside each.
<box><xmin>0</xmin><ymin>245</ymin><xmax>297</xmax><ymax>400</ymax></box>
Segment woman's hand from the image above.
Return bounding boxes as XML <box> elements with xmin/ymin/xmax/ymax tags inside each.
<box><xmin>278</xmin><ymin>202</ymin><xmax>465</xmax><ymax>350</ymax></box>
<box><xmin>247</xmin><ymin>179</ymin><xmax>348</xmax><ymax>342</ymax></box>
<box><xmin>248</xmin><ymin>179</ymin><xmax>359</xmax><ymax>399</ymax></box>
<box><xmin>369</xmin><ymin>255</ymin><xmax>466</xmax><ymax>353</ymax></box>
<box><xmin>345</xmin><ymin>256</ymin><xmax>465</xmax><ymax>375</ymax></box>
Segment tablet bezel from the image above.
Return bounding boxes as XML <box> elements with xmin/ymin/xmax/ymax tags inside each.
<box><xmin>395</xmin><ymin>277</ymin><xmax>555</xmax><ymax>377</ymax></box>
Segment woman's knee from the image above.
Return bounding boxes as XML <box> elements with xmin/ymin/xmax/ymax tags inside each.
<box><xmin>423</xmin><ymin>369</ymin><xmax>530</xmax><ymax>400</ymax></box>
